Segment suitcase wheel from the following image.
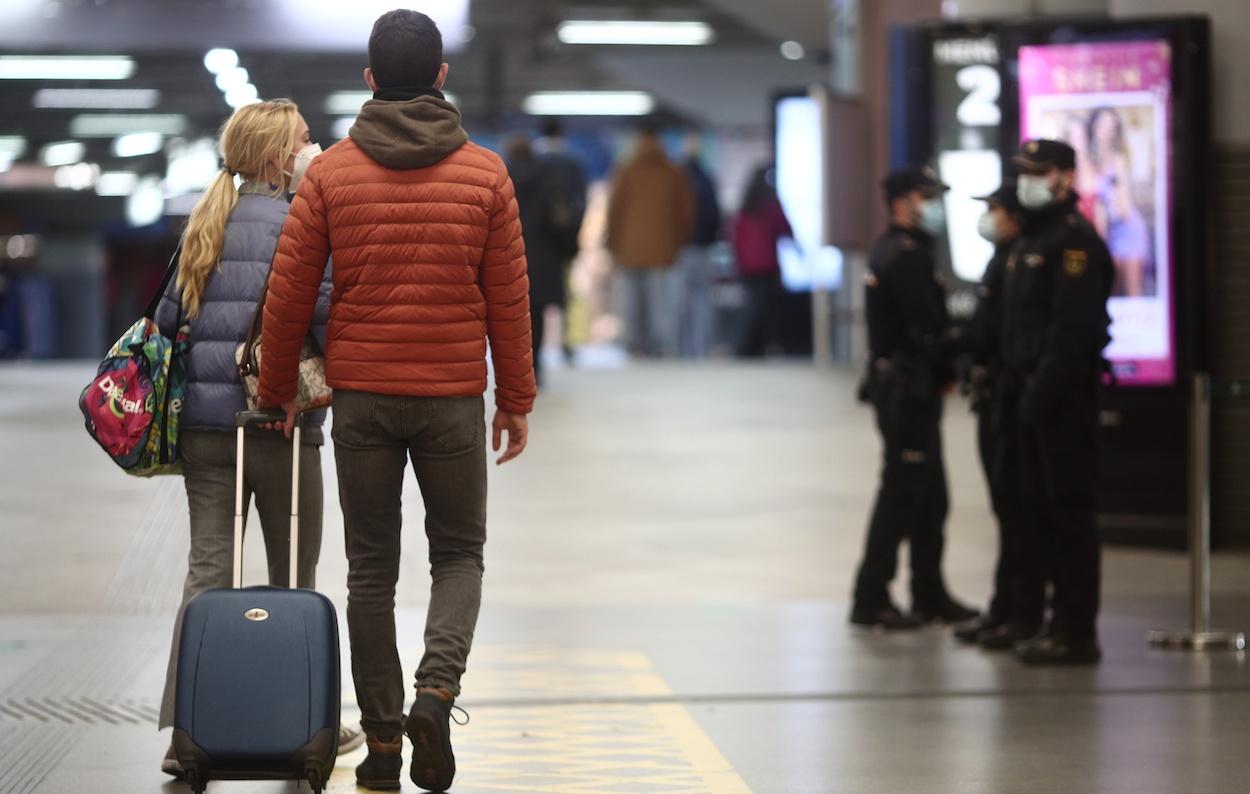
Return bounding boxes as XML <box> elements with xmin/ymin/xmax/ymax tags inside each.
<box><xmin>306</xmin><ymin>763</ymin><xmax>324</xmax><ymax>794</ymax></box>
<box><xmin>183</xmin><ymin>767</ymin><xmax>206</xmax><ymax>794</ymax></box>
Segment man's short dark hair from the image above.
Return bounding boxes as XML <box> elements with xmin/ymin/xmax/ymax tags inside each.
<box><xmin>368</xmin><ymin>9</ymin><xmax>443</xmax><ymax>89</ymax></box>
<box><xmin>541</xmin><ymin>120</ymin><xmax>564</xmax><ymax>139</ymax></box>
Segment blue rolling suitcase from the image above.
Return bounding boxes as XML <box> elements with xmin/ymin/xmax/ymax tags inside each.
<box><xmin>173</xmin><ymin>411</ymin><xmax>339</xmax><ymax>793</ymax></box>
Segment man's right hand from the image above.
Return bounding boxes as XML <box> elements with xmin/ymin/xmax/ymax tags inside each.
<box><xmin>492</xmin><ymin>411</ymin><xmax>528</xmax><ymax>465</ymax></box>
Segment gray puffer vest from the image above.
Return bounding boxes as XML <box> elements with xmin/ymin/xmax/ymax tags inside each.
<box><xmin>154</xmin><ymin>193</ymin><xmax>330</xmax><ymax>442</ymax></box>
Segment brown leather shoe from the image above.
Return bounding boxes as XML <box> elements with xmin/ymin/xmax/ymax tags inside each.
<box><xmin>356</xmin><ymin>734</ymin><xmax>403</xmax><ymax>791</ymax></box>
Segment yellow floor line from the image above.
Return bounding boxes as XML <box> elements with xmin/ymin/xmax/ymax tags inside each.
<box><xmin>649</xmin><ymin>704</ymin><xmax>754</xmax><ymax>794</ymax></box>
<box><xmin>327</xmin><ymin>645</ymin><xmax>754</xmax><ymax>793</ymax></box>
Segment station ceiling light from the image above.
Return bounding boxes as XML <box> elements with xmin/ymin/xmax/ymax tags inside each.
<box><xmin>780</xmin><ymin>41</ymin><xmax>806</xmax><ymax>61</ymax></box>
<box><xmin>225</xmin><ymin>84</ymin><xmax>260</xmax><ymax>109</ymax></box>
<box><xmin>332</xmin><ymin>117</ymin><xmax>356</xmax><ymax>140</ymax></box>
<box><xmin>33</xmin><ymin>88</ymin><xmax>161</xmax><ymax>110</ymax></box>
<box><xmin>0</xmin><ymin>137</ymin><xmax>26</xmax><ymax>171</ymax></box>
<box><xmin>556</xmin><ymin>20</ymin><xmax>714</xmax><ymax>46</ymax></box>
<box><xmin>96</xmin><ymin>171</ymin><xmax>140</xmax><ymax>197</ymax></box>
<box><xmin>54</xmin><ymin>162</ymin><xmax>99</xmax><ymax>191</ymax></box>
<box><xmin>215</xmin><ymin>67</ymin><xmax>250</xmax><ymax>93</ymax></box>
<box><xmin>127</xmin><ymin>176</ymin><xmax>166</xmax><ymax>226</ymax></box>
<box><xmin>522</xmin><ymin>91</ymin><xmax>656</xmax><ymax>116</ymax></box>
<box><xmin>71</xmin><ymin>114</ymin><xmax>187</xmax><ymax>137</ymax></box>
<box><xmin>0</xmin><ymin>55</ymin><xmax>135</xmax><ymax>80</ymax></box>
<box><xmin>203</xmin><ymin>48</ymin><xmax>239</xmax><ymax>75</ymax></box>
<box><xmin>40</xmin><ymin>141</ymin><xmax>85</xmax><ymax>167</ymax></box>
<box><xmin>112</xmin><ymin>132</ymin><xmax>164</xmax><ymax>158</ymax></box>
<box><xmin>325</xmin><ymin>91</ymin><xmax>373</xmax><ymax>116</ymax></box>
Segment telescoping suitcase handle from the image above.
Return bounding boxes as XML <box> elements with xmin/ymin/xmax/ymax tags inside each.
<box><xmin>233</xmin><ymin>410</ymin><xmax>305</xmax><ymax>590</ymax></box>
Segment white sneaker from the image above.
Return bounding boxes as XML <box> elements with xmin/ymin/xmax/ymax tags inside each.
<box><xmin>161</xmin><ymin>744</ymin><xmax>184</xmax><ymax>779</ymax></box>
<box><xmin>338</xmin><ymin>722</ymin><xmax>365</xmax><ymax>755</ymax></box>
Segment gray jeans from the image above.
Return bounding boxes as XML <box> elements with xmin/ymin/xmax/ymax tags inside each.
<box><xmin>675</xmin><ymin>245</ymin><xmax>714</xmax><ymax>359</ymax></box>
<box><xmin>159</xmin><ymin>429</ymin><xmax>324</xmax><ymax>729</ymax></box>
<box><xmin>331</xmin><ymin>391</ymin><xmax>487</xmax><ymax>738</ymax></box>
<box><xmin>616</xmin><ymin>266</ymin><xmax>676</xmax><ymax>356</ymax></box>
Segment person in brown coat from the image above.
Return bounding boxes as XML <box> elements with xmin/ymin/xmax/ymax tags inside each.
<box><xmin>606</xmin><ymin>123</ymin><xmax>695</xmax><ymax>356</ymax></box>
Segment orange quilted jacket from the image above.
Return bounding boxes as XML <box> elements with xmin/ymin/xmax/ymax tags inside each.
<box><xmin>258</xmin><ymin>95</ymin><xmax>536</xmax><ymax>415</ymax></box>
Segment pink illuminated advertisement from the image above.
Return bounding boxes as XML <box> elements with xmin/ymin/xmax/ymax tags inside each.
<box><xmin>1018</xmin><ymin>40</ymin><xmax>1174</xmax><ymax>386</ymax></box>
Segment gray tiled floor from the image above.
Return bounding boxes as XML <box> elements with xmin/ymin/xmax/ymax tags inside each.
<box><xmin>2</xmin><ymin>361</ymin><xmax>1248</xmax><ymax>793</ymax></box>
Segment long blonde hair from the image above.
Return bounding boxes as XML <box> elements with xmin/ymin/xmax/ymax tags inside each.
<box><xmin>177</xmin><ymin>99</ymin><xmax>299</xmax><ymax>318</ymax></box>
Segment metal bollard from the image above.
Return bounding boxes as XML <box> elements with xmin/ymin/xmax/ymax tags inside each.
<box><xmin>1147</xmin><ymin>372</ymin><xmax>1246</xmax><ymax>651</ymax></box>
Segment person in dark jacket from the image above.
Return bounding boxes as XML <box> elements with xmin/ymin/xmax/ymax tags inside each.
<box><xmin>849</xmin><ymin>166</ymin><xmax>978</xmax><ymax>630</ymax></box>
<box><xmin>675</xmin><ymin>134</ymin><xmax>722</xmax><ymax>358</ymax></box>
<box><xmin>510</xmin><ymin>121</ymin><xmax>587</xmax><ymax>384</ymax></box>
<box><xmin>150</xmin><ymin>99</ymin><xmax>352</xmax><ymax>777</ymax></box>
<box><xmin>731</xmin><ymin>165</ymin><xmax>791</xmax><ymax>358</ymax></box>
<box><xmin>950</xmin><ymin>181</ymin><xmax>1030</xmax><ymax>649</ymax></box>
<box><xmin>1000</xmin><ymin>139</ymin><xmax>1114</xmax><ymax>665</ymax></box>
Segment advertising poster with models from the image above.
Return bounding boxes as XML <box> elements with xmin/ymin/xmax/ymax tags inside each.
<box><xmin>1018</xmin><ymin>40</ymin><xmax>1174</xmax><ymax>386</ymax></box>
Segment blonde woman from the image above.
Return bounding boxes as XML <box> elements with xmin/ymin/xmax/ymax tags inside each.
<box><xmin>152</xmin><ymin>99</ymin><xmax>361</xmax><ymax>777</ymax></box>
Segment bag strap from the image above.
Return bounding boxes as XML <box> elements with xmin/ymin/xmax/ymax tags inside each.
<box><xmin>238</xmin><ymin>277</ymin><xmax>268</xmax><ymax>378</ymax></box>
<box><xmin>144</xmin><ymin>243</ymin><xmax>185</xmax><ymax>330</ymax></box>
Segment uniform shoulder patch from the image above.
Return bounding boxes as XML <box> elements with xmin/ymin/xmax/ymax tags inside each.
<box><xmin>1062</xmin><ymin>249</ymin><xmax>1088</xmax><ymax>277</ymax></box>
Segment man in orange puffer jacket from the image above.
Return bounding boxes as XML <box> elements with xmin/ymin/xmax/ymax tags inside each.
<box><xmin>257</xmin><ymin>10</ymin><xmax>536</xmax><ymax>793</ymax></box>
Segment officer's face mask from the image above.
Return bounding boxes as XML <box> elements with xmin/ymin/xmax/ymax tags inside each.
<box><xmin>1017</xmin><ymin>174</ymin><xmax>1054</xmax><ymax>210</ymax></box>
<box><xmin>919</xmin><ymin>198</ymin><xmax>946</xmax><ymax>235</ymax></box>
<box><xmin>977</xmin><ymin>211</ymin><xmax>1002</xmax><ymax>243</ymax></box>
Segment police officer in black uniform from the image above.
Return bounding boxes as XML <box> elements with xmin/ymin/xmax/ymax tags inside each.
<box><xmin>951</xmin><ymin>182</ymin><xmax>1031</xmax><ymax>648</ymax></box>
<box><xmin>1000</xmin><ymin>140</ymin><xmax>1113</xmax><ymax>664</ymax></box>
<box><xmin>850</xmin><ymin>167</ymin><xmax>979</xmax><ymax>630</ymax></box>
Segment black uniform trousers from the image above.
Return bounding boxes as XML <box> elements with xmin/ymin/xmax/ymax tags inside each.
<box><xmin>853</xmin><ymin>366</ymin><xmax>948</xmax><ymax>610</ymax></box>
<box><xmin>999</xmin><ymin>368</ymin><xmax>1101</xmax><ymax>640</ymax></box>
<box><xmin>976</xmin><ymin>390</ymin><xmax>1014</xmax><ymax>624</ymax></box>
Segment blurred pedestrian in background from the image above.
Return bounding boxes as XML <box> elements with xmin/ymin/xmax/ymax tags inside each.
<box><xmin>675</xmin><ymin>133</ymin><xmax>722</xmax><ymax>359</ymax></box>
<box><xmin>606</xmin><ymin>122</ymin><xmax>694</xmax><ymax>358</ymax></box>
<box><xmin>731</xmin><ymin>165</ymin><xmax>791</xmax><ymax>358</ymax></box>
<box><xmin>509</xmin><ymin>121</ymin><xmax>586</xmax><ymax>385</ymax></box>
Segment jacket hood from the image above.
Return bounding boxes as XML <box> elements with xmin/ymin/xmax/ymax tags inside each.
<box><xmin>349</xmin><ymin>95</ymin><xmax>468</xmax><ymax>170</ymax></box>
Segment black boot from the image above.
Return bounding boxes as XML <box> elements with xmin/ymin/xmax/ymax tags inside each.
<box><xmin>979</xmin><ymin>622</ymin><xmax>1040</xmax><ymax>652</ymax></box>
<box><xmin>1015</xmin><ymin>634</ymin><xmax>1102</xmax><ymax>665</ymax></box>
<box><xmin>913</xmin><ymin>597</ymin><xmax>980</xmax><ymax>625</ymax></box>
<box><xmin>355</xmin><ymin>734</ymin><xmax>403</xmax><ymax>791</ymax></box>
<box><xmin>849</xmin><ymin>603</ymin><xmax>922</xmax><ymax>630</ymax></box>
<box><xmin>953</xmin><ymin>614</ymin><xmax>1005</xmax><ymax>644</ymax></box>
<box><xmin>405</xmin><ymin>692</ymin><xmax>457</xmax><ymax>792</ymax></box>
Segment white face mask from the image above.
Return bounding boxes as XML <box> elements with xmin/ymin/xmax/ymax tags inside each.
<box><xmin>1017</xmin><ymin>174</ymin><xmax>1054</xmax><ymax>210</ymax></box>
<box><xmin>286</xmin><ymin>142</ymin><xmax>322</xmax><ymax>194</ymax></box>
<box><xmin>919</xmin><ymin>198</ymin><xmax>945</xmax><ymax>235</ymax></box>
<box><xmin>977</xmin><ymin>211</ymin><xmax>1002</xmax><ymax>243</ymax></box>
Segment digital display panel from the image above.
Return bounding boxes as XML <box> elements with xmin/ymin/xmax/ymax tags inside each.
<box><xmin>774</xmin><ymin>94</ymin><xmax>843</xmax><ymax>293</ymax></box>
<box><xmin>1018</xmin><ymin>40</ymin><xmax>1175</xmax><ymax>387</ymax></box>
<box><xmin>930</xmin><ymin>34</ymin><xmax>1003</xmax><ymax>288</ymax></box>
